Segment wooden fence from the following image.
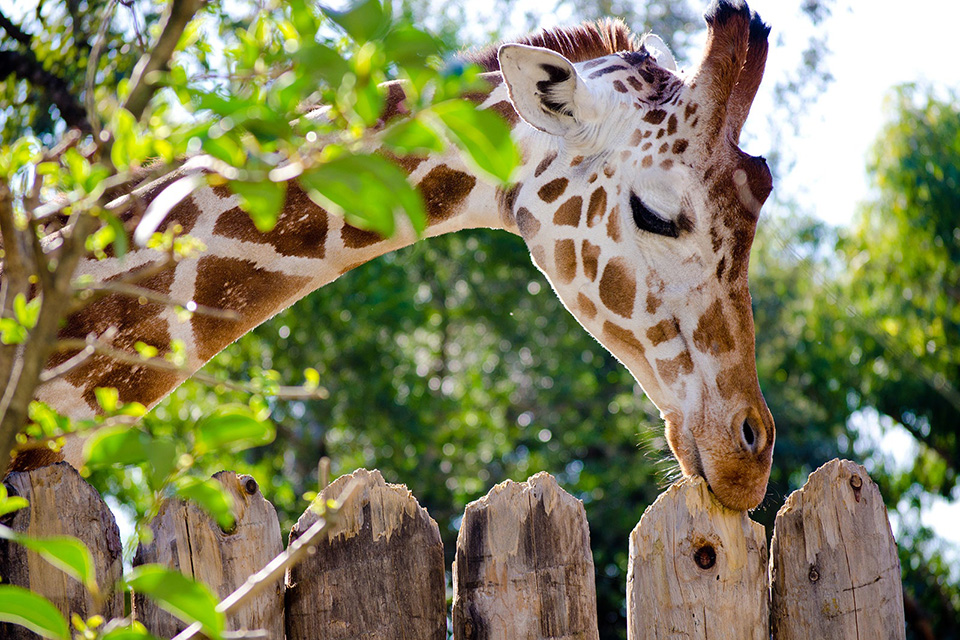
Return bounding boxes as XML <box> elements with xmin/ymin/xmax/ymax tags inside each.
<box><xmin>0</xmin><ymin>458</ymin><xmax>905</xmax><ymax>639</ymax></box>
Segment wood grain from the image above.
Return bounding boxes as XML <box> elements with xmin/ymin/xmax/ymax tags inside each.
<box><xmin>770</xmin><ymin>458</ymin><xmax>905</xmax><ymax>639</ymax></box>
<box><xmin>284</xmin><ymin>467</ymin><xmax>446</xmax><ymax>639</ymax></box>
<box><xmin>626</xmin><ymin>475</ymin><xmax>768</xmax><ymax>640</ymax></box>
<box><xmin>133</xmin><ymin>470</ymin><xmax>284</xmax><ymax>638</ymax></box>
<box><xmin>452</xmin><ymin>471</ymin><xmax>599</xmax><ymax>640</ymax></box>
<box><xmin>0</xmin><ymin>462</ymin><xmax>123</xmax><ymax>639</ymax></box>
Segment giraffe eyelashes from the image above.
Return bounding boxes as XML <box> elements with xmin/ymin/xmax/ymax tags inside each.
<box><xmin>630</xmin><ymin>193</ymin><xmax>679</xmax><ymax>238</ymax></box>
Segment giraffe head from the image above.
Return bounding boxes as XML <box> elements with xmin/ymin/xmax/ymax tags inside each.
<box><xmin>498</xmin><ymin>1</ymin><xmax>774</xmax><ymax>510</ymax></box>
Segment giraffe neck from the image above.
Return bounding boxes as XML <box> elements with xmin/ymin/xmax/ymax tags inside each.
<box><xmin>39</xmin><ymin>80</ymin><xmax>533</xmax><ymax>417</ymax></box>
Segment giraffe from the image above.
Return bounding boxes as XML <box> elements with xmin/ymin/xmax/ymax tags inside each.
<box><xmin>26</xmin><ymin>0</ymin><xmax>774</xmax><ymax>510</ymax></box>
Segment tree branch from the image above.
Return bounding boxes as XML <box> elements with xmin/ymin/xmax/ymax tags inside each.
<box><xmin>0</xmin><ymin>10</ymin><xmax>32</xmax><ymax>47</ymax></box>
<box><xmin>121</xmin><ymin>0</ymin><xmax>205</xmax><ymax>120</ymax></box>
<box><xmin>0</xmin><ymin>49</ymin><xmax>90</xmax><ymax>132</ymax></box>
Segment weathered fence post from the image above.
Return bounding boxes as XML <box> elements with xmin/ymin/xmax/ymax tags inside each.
<box><xmin>452</xmin><ymin>471</ymin><xmax>599</xmax><ymax>640</ymax></box>
<box><xmin>770</xmin><ymin>458</ymin><xmax>905</xmax><ymax>639</ymax></box>
<box><xmin>626</xmin><ymin>475</ymin><xmax>768</xmax><ymax>640</ymax></box>
<box><xmin>0</xmin><ymin>462</ymin><xmax>124</xmax><ymax>638</ymax></box>
<box><xmin>284</xmin><ymin>468</ymin><xmax>446</xmax><ymax>639</ymax></box>
<box><xmin>133</xmin><ymin>470</ymin><xmax>284</xmax><ymax>638</ymax></box>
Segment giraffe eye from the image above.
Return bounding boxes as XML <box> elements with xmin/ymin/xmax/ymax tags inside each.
<box><xmin>630</xmin><ymin>193</ymin><xmax>679</xmax><ymax>238</ymax></box>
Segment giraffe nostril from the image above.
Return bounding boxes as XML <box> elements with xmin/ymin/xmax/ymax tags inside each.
<box><xmin>742</xmin><ymin>419</ymin><xmax>756</xmax><ymax>449</ymax></box>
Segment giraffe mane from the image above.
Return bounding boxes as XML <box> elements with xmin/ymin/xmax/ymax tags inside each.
<box><xmin>463</xmin><ymin>19</ymin><xmax>641</xmax><ymax>71</ymax></box>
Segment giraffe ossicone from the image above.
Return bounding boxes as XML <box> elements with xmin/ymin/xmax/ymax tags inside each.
<box><xmin>32</xmin><ymin>0</ymin><xmax>775</xmax><ymax>510</ymax></box>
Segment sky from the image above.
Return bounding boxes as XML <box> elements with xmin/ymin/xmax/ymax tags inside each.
<box><xmin>747</xmin><ymin>0</ymin><xmax>960</xmax><ymax>225</ymax></box>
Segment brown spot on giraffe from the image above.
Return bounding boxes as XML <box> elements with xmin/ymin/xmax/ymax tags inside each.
<box><xmin>630</xmin><ymin>130</ymin><xmax>644</xmax><ymax>146</ymax></box>
<box><xmin>582</xmin><ymin>240</ymin><xmax>600</xmax><ymax>281</ymax></box>
<box><xmin>599</xmin><ymin>257</ymin><xmax>636</xmax><ymax>318</ymax></box>
<box><xmin>659</xmin><ymin>142</ymin><xmax>669</xmax><ymax>154</ymax></box>
<box><xmin>577</xmin><ymin>292</ymin><xmax>597</xmax><ymax>319</ymax></box>
<box><xmin>660</xmin><ymin>159</ymin><xmax>674</xmax><ymax>170</ymax></box>
<box><xmin>390</xmin><ymin>154</ymin><xmax>426</xmax><ymax>174</ymax></box>
<box><xmin>553</xmin><ymin>196</ymin><xmax>583</xmax><ymax>227</ymax></box>
<box><xmin>586</xmin><ymin>188</ymin><xmax>607</xmax><ymax>227</ymax></box>
<box><xmin>672</xmin><ymin>139</ymin><xmax>689</xmax><ymax>154</ymax></box>
<box><xmin>516</xmin><ymin>207</ymin><xmax>541</xmax><ymax>239</ymax></box>
<box><xmin>646</xmin><ymin>317</ymin><xmax>681</xmax><ymax>346</ymax></box>
<box><xmin>657</xmin><ymin>129</ymin><xmax>665</xmax><ymax>139</ymax></box>
<box><xmin>641</xmin><ymin>156</ymin><xmax>653</xmax><ymax>168</ymax></box>
<box><xmin>534</xmin><ymin>152</ymin><xmax>557</xmax><ymax>177</ymax></box>
<box><xmin>710</xmin><ymin>225</ymin><xmax>724</xmax><ymax>252</ymax></box>
<box><xmin>715</xmin><ymin>364</ymin><xmax>752</xmax><ymax>400</ymax></box>
<box><xmin>377</xmin><ymin>81</ymin><xmax>411</xmax><ymax>126</ymax></box>
<box><xmin>419</xmin><ymin>164</ymin><xmax>477</xmax><ymax>225</ymax></box>
<box><xmin>667</xmin><ymin>113</ymin><xmax>678</xmax><ymax>136</ymax></box>
<box><xmin>601</xmin><ymin>321</ymin><xmax>645</xmax><ymax>360</ymax></box>
<box><xmin>487</xmin><ymin>100</ymin><xmax>519</xmax><ymax>126</ymax></box>
<box><xmin>589</xmin><ymin>64</ymin><xmax>628</xmax><ymax>78</ymax></box>
<box><xmin>715</xmin><ymin>256</ymin><xmax>727</xmax><ymax>281</ymax></box>
<box><xmin>646</xmin><ymin>292</ymin><xmax>662</xmax><ymax>314</ymax></box>
<box><xmin>554</xmin><ymin>239</ymin><xmax>577</xmax><ymax>283</ymax></box>
<box><xmin>684</xmin><ymin>102</ymin><xmax>698</xmax><ymax>121</ymax></box>
<box><xmin>606</xmin><ymin>205</ymin><xmax>621</xmax><ymax>241</ymax></box>
<box><xmin>192</xmin><ymin>256</ymin><xmax>311</xmax><ymax>361</ymax></box>
<box><xmin>497</xmin><ymin>182</ymin><xmax>521</xmax><ymax>230</ymax></box>
<box><xmin>657</xmin><ymin>350</ymin><xmax>694</xmax><ymax>386</ymax></box>
<box><xmin>51</xmin><ymin>268</ymin><xmax>179</xmax><ymax>410</ymax></box>
<box><xmin>570</xmin><ymin>155</ymin><xmax>585</xmax><ymax>166</ymax></box>
<box><xmin>538</xmin><ymin>178</ymin><xmax>569</xmax><ymax>204</ymax></box>
<box><xmin>613</xmin><ymin>80</ymin><xmax>628</xmax><ymax>93</ymax></box>
<box><xmin>530</xmin><ymin>245</ymin><xmax>547</xmax><ymax>269</ymax></box>
<box><xmin>693</xmin><ymin>300</ymin><xmax>735</xmax><ymax>355</ymax></box>
<box><xmin>213</xmin><ymin>184</ymin><xmax>328</xmax><ymax>259</ymax></box>
<box><xmin>603</xmin><ymin>164</ymin><xmax>615</xmax><ymax>178</ymax></box>
<box><xmin>341</xmin><ymin>224</ymin><xmax>383</xmax><ymax>249</ymax></box>
<box><xmin>641</xmin><ymin>142</ymin><xmax>652</xmax><ymax>151</ymax></box>
<box><xmin>642</xmin><ymin>109</ymin><xmax>667</xmax><ymax>125</ymax></box>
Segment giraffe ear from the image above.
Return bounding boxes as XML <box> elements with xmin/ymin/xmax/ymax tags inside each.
<box><xmin>498</xmin><ymin>44</ymin><xmax>598</xmax><ymax>136</ymax></box>
<box><xmin>641</xmin><ymin>34</ymin><xmax>677</xmax><ymax>72</ymax></box>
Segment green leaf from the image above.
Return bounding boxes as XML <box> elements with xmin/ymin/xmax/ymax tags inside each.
<box><xmin>174</xmin><ymin>477</ymin><xmax>236</xmax><ymax>531</ymax></box>
<box><xmin>110</xmin><ymin>108</ymin><xmax>140</xmax><ymax>172</ymax></box>
<box><xmin>202</xmin><ymin>134</ymin><xmax>246</xmax><ymax>167</ymax></box>
<box><xmin>0</xmin><ymin>318</ymin><xmax>27</xmax><ymax>345</ymax></box>
<box><xmin>382</xmin><ymin>24</ymin><xmax>442</xmax><ymax>69</ymax></box>
<box><xmin>0</xmin><ymin>528</ymin><xmax>97</xmax><ymax>594</ymax></box>
<box><xmin>381</xmin><ymin>117</ymin><xmax>444</xmax><ymax>154</ymax></box>
<box><xmin>100</xmin><ymin>621</ymin><xmax>159</xmax><ymax>640</ymax></box>
<box><xmin>95</xmin><ymin>387</ymin><xmax>119</xmax><ymax>413</ymax></box>
<box><xmin>299</xmin><ymin>153</ymin><xmax>425</xmax><ymax>236</ymax></box>
<box><xmin>295</xmin><ymin>43</ymin><xmax>350</xmax><ymax>85</ymax></box>
<box><xmin>83</xmin><ymin>425</ymin><xmax>152</xmax><ymax>467</ymax></box>
<box><xmin>320</xmin><ymin>0</ymin><xmax>390</xmax><ymax>42</ymax></box>
<box><xmin>229</xmin><ymin>180</ymin><xmax>287</xmax><ymax>232</ymax></box>
<box><xmin>194</xmin><ymin>405</ymin><xmax>275</xmax><ymax>455</ymax></box>
<box><xmin>125</xmin><ymin>565</ymin><xmax>224</xmax><ymax>639</ymax></box>
<box><xmin>429</xmin><ymin>99</ymin><xmax>519</xmax><ymax>183</ymax></box>
<box><xmin>0</xmin><ymin>484</ymin><xmax>28</xmax><ymax>518</ymax></box>
<box><xmin>104</xmin><ymin>213</ymin><xmax>129</xmax><ymax>258</ymax></box>
<box><xmin>13</xmin><ymin>293</ymin><xmax>41</xmax><ymax>329</ymax></box>
<box><xmin>0</xmin><ymin>585</ymin><xmax>69</xmax><ymax>640</ymax></box>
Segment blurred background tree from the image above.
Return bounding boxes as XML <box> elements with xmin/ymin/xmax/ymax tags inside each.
<box><xmin>2</xmin><ymin>0</ymin><xmax>957</xmax><ymax>637</ymax></box>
